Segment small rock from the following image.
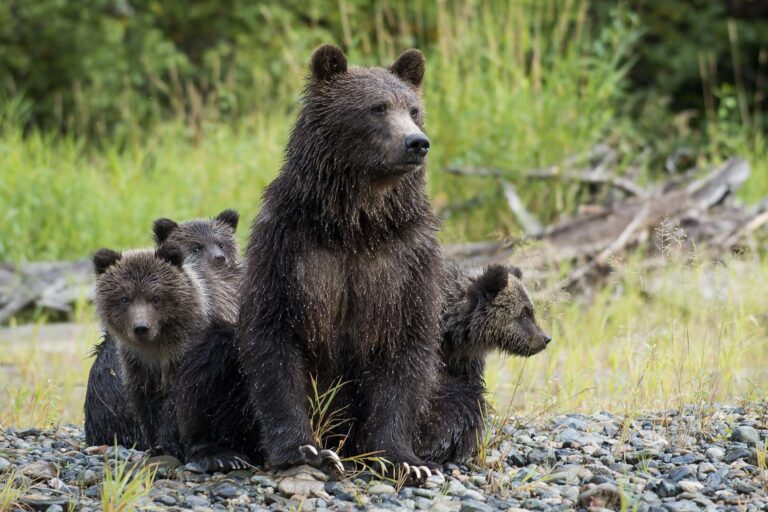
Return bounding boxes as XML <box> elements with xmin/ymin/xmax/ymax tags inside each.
<box><xmin>278</xmin><ymin>476</ymin><xmax>325</xmax><ymax>497</ymax></box>
<box><xmin>76</xmin><ymin>469</ymin><xmax>98</xmax><ymax>486</ymax></box>
<box><xmin>507</xmin><ymin>450</ymin><xmax>527</xmax><ymax>467</ymax></box>
<box><xmin>183</xmin><ymin>461</ymin><xmax>206</xmax><ymax>473</ymax></box>
<box><xmin>577</xmin><ymin>483</ymin><xmax>621</xmax><ymax>510</ymax></box>
<box><xmin>705</xmin><ymin>446</ymin><xmax>724</xmax><ymax>461</ymax></box>
<box><xmin>459</xmin><ymin>500</ymin><xmax>493</xmax><ymax>512</ymax></box>
<box><xmin>20</xmin><ymin>461</ymin><xmax>57</xmax><ymax>481</ymax></box>
<box><xmin>20</xmin><ymin>493</ymin><xmax>70</xmax><ymax>511</ymax></box>
<box><xmin>413</xmin><ymin>488</ymin><xmax>438</xmax><ymax>499</ymax></box>
<box><xmin>697</xmin><ymin>462</ymin><xmax>715</xmax><ymax>475</ymax></box>
<box><xmin>661</xmin><ymin>500</ymin><xmax>699</xmax><ymax>512</ymax></box>
<box><xmin>183</xmin><ymin>495</ymin><xmax>210</xmax><ymax>507</ymax></box>
<box><xmin>723</xmin><ymin>446</ymin><xmax>753</xmax><ymax>463</ymax></box>
<box><xmin>655</xmin><ymin>480</ymin><xmax>680</xmax><ymax>498</ymax></box>
<box><xmin>145</xmin><ymin>454</ymin><xmax>182</xmax><ymax>470</ymax></box>
<box><xmin>730</xmin><ymin>426</ymin><xmax>759</xmax><ymax>447</ymax></box>
<box><xmin>668</xmin><ymin>465</ymin><xmax>695</xmax><ymax>482</ymax></box>
<box><xmin>153</xmin><ymin>494</ymin><xmax>177</xmax><ymax>506</ymax></box>
<box><xmin>678</xmin><ymin>480</ymin><xmax>703</xmax><ymax>493</ymax></box>
<box><xmin>84</xmin><ymin>485</ymin><xmax>101</xmax><ymax>499</ymax></box>
<box><xmin>45</xmin><ymin>505</ymin><xmax>64</xmax><ymax>512</ymax></box>
<box><xmin>276</xmin><ymin>465</ymin><xmax>328</xmax><ymax>481</ymax></box>
<box><xmin>0</xmin><ymin>457</ymin><xmax>11</xmax><ymax>472</ymax></box>
<box><xmin>527</xmin><ymin>447</ymin><xmax>556</xmax><ymax>466</ymax></box>
<box><xmin>251</xmin><ymin>474</ymin><xmax>278</xmax><ymax>488</ymax></box>
<box><xmin>446</xmin><ymin>479</ymin><xmax>467</xmax><ymax>496</ymax></box>
<box><xmin>212</xmin><ymin>482</ymin><xmax>242</xmax><ymax>498</ymax></box>
<box><xmin>369</xmin><ymin>484</ymin><xmax>396</xmax><ymax>495</ymax></box>
<box><xmin>84</xmin><ymin>446</ymin><xmax>107</xmax><ymax>455</ymax></box>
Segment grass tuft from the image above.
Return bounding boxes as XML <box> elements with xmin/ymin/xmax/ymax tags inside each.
<box><xmin>101</xmin><ymin>452</ymin><xmax>157</xmax><ymax>512</ymax></box>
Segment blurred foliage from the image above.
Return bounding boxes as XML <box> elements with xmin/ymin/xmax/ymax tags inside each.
<box><xmin>1</xmin><ymin>1</ymin><xmax>765</xmax><ymax>139</ymax></box>
<box><xmin>0</xmin><ymin>0</ymin><xmax>767</xmax><ymax>262</ymax></box>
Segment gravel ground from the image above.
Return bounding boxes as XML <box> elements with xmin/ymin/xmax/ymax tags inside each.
<box><xmin>2</xmin><ymin>402</ymin><xmax>766</xmax><ymax>511</ymax></box>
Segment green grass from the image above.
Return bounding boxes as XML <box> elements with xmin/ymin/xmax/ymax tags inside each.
<box><xmin>0</xmin><ymin>0</ymin><xmax>639</xmax><ymax>263</ymax></box>
<box><xmin>101</xmin><ymin>452</ymin><xmax>157</xmax><ymax>512</ymax></box>
<box><xmin>0</xmin><ymin>468</ymin><xmax>28</xmax><ymax>511</ymax></box>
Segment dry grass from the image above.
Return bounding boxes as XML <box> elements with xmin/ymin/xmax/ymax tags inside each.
<box><xmin>489</xmin><ymin>249</ymin><xmax>768</xmax><ymax>417</ymax></box>
<box><xmin>0</xmin><ymin>251</ymin><xmax>765</xmax><ymax>433</ymax></box>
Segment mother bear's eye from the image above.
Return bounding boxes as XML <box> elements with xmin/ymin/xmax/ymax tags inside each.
<box><xmin>410</xmin><ymin>107</ymin><xmax>419</xmax><ymax>119</ymax></box>
<box><xmin>370</xmin><ymin>103</ymin><xmax>388</xmax><ymax>114</ymax></box>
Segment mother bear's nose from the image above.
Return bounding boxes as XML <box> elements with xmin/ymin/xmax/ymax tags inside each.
<box><xmin>405</xmin><ymin>133</ymin><xmax>430</xmax><ymax>156</ymax></box>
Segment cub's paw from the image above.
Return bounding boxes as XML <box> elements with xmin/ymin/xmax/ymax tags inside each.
<box><xmin>299</xmin><ymin>445</ymin><xmax>344</xmax><ymax>476</ymax></box>
<box><xmin>190</xmin><ymin>452</ymin><xmax>251</xmax><ymax>473</ymax></box>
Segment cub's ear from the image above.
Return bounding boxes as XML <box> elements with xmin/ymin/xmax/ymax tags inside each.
<box><xmin>389</xmin><ymin>49</ymin><xmax>425</xmax><ymax>89</ymax></box>
<box><xmin>467</xmin><ymin>264</ymin><xmax>508</xmax><ymax>311</ymax></box>
<box><xmin>215</xmin><ymin>209</ymin><xmax>239</xmax><ymax>232</ymax></box>
<box><xmin>93</xmin><ymin>248</ymin><xmax>122</xmax><ymax>276</ymax></box>
<box><xmin>156</xmin><ymin>242</ymin><xmax>185</xmax><ymax>268</ymax></box>
<box><xmin>152</xmin><ymin>218</ymin><xmax>178</xmax><ymax>245</ymax></box>
<box><xmin>310</xmin><ymin>44</ymin><xmax>348</xmax><ymax>81</ymax></box>
<box><xmin>507</xmin><ymin>265</ymin><xmax>523</xmax><ymax>280</ymax></box>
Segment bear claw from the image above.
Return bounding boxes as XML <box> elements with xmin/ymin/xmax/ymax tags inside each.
<box><xmin>399</xmin><ymin>462</ymin><xmax>435</xmax><ymax>484</ymax></box>
<box><xmin>192</xmin><ymin>453</ymin><xmax>251</xmax><ymax>473</ymax></box>
<box><xmin>299</xmin><ymin>445</ymin><xmax>344</xmax><ymax>475</ymax></box>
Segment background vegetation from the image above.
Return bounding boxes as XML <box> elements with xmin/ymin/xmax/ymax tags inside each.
<box><xmin>1</xmin><ymin>0</ymin><xmax>766</xmax><ymax>261</ymax></box>
<box><xmin>0</xmin><ymin>0</ymin><xmax>766</xmax><ymax>426</ymax></box>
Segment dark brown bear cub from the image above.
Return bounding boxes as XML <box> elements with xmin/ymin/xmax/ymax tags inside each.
<box><xmin>416</xmin><ymin>261</ymin><xmax>551</xmax><ymax>463</ymax></box>
<box><xmin>91</xmin><ymin>245</ymin><xmax>208</xmax><ymax>452</ymax></box>
<box><xmin>84</xmin><ymin>210</ymin><xmax>241</xmax><ymax>448</ymax></box>
<box><xmin>153</xmin><ymin>209</ymin><xmax>241</xmax><ymax>323</ymax></box>
<box><xmin>238</xmin><ymin>44</ymin><xmax>443</xmax><ymax>478</ymax></box>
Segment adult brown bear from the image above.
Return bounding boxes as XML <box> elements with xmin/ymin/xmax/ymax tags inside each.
<box><xmin>238</xmin><ymin>45</ymin><xmax>443</xmax><ymax>478</ymax></box>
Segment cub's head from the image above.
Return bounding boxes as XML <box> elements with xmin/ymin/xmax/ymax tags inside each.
<box><xmin>92</xmin><ymin>244</ymin><xmax>203</xmax><ymax>356</ymax></box>
<box><xmin>466</xmin><ymin>264</ymin><xmax>551</xmax><ymax>357</ymax></box>
<box><xmin>152</xmin><ymin>209</ymin><xmax>239</xmax><ymax>270</ymax></box>
<box><xmin>301</xmin><ymin>44</ymin><xmax>429</xmax><ymax>184</ymax></box>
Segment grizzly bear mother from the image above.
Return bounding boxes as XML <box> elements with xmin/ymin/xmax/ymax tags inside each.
<box><xmin>237</xmin><ymin>44</ymin><xmax>443</xmax><ymax>476</ymax></box>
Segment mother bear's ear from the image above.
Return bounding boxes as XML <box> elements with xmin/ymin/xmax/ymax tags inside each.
<box><xmin>310</xmin><ymin>44</ymin><xmax>348</xmax><ymax>81</ymax></box>
<box><xmin>389</xmin><ymin>49</ymin><xmax>425</xmax><ymax>90</ymax></box>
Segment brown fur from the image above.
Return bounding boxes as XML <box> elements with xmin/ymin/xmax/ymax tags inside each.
<box><xmin>152</xmin><ymin>209</ymin><xmax>241</xmax><ymax>323</ymax></box>
<box><xmin>416</xmin><ymin>260</ymin><xmax>551</xmax><ymax>462</ymax></box>
<box><xmin>236</xmin><ymin>45</ymin><xmax>443</xmax><ymax>470</ymax></box>
<box><xmin>92</xmin><ymin>244</ymin><xmax>208</xmax><ymax>450</ymax></box>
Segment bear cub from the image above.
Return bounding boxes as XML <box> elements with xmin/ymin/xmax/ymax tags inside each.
<box><xmin>84</xmin><ymin>210</ymin><xmax>241</xmax><ymax>448</ymax></box>
<box><xmin>153</xmin><ymin>209</ymin><xmax>241</xmax><ymax>323</ymax></box>
<box><xmin>90</xmin><ymin>244</ymin><xmax>208</xmax><ymax>452</ymax></box>
<box><xmin>417</xmin><ymin>261</ymin><xmax>551</xmax><ymax>463</ymax></box>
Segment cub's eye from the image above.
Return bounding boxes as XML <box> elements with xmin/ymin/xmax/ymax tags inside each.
<box><xmin>371</xmin><ymin>103</ymin><xmax>387</xmax><ymax>114</ymax></box>
<box><xmin>120</xmin><ymin>297</ymin><xmax>129</xmax><ymax>305</ymax></box>
<box><xmin>410</xmin><ymin>108</ymin><xmax>419</xmax><ymax>119</ymax></box>
<box><xmin>217</xmin><ymin>243</ymin><xmax>225</xmax><ymax>249</ymax></box>
<box><xmin>192</xmin><ymin>245</ymin><xmax>202</xmax><ymax>253</ymax></box>
<box><xmin>152</xmin><ymin>296</ymin><xmax>161</xmax><ymax>304</ymax></box>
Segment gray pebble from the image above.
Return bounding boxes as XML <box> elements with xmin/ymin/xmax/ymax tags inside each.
<box><xmin>724</xmin><ymin>446</ymin><xmax>753</xmax><ymax>463</ymax></box>
<box><xmin>704</xmin><ymin>446</ymin><xmax>725</xmax><ymax>460</ymax></box>
<box><xmin>153</xmin><ymin>494</ymin><xmax>177</xmax><ymax>506</ymax></box>
<box><xmin>731</xmin><ymin>426</ymin><xmax>760</xmax><ymax>446</ymax></box>
<box><xmin>459</xmin><ymin>499</ymin><xmax>493</xmax><ymax>512</ymax></box>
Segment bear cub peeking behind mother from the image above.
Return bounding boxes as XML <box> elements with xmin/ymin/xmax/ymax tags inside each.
<box><xmin>237</xmin><ymin>44</ymin><xmax>443</xmax><ymax>480</ymax></box>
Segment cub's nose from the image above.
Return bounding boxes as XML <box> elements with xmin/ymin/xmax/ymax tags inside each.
<box><xmin>133</xmin><ymin>322</ymin><xmax>150</xmax><ymax>337</ymax></box>
<box><xmin>213</xmin><ymin>254</ymin><xmax>226</xmax><ymax>265</ymax></box>
<box><xmin>405</xmin><ymin>133</ymin><xmax>430</xmax><ymax>156</ymax></box>
<box><xmin>544</xmin><ymin>334</ymin><xmax>552</xmax><ymax>345</ymax></box>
